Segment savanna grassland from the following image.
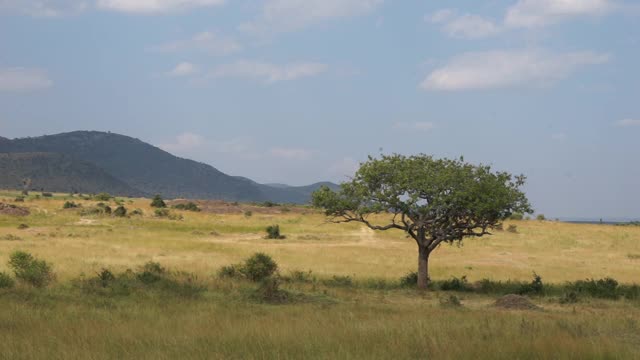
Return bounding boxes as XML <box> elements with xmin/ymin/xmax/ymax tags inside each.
<box><xmin>0</xmin><ymin>191</ymin><xmax>639</xmax><ymax>359</ymax></box>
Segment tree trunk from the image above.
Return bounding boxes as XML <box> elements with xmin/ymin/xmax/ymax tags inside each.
<box><xmin>417</xmin><ymin>246</ymin><xmax>430</xmax><ymax>289</ymax></box>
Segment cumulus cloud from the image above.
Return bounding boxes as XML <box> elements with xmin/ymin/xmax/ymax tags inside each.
<box><xmin>615</xmin><ymin>119</ymin><xmax>640</xmax><ymax>127</ymax></box>
<box><xmin>505</xmin><ymin>0</ymin><xmax>613</xmax><ymax>28</ymax></box>
<box><xmin>427</xmin><ymin>9</ymin><xmax>500</xmax><ymax>39</ymax></box>
<box><xmin>96</xmin><ymin>0</ymin><xmax>225</xmax><ymax>14</ymax></box>
<box><xmin>209</xmin><ymin>60</ymin><xmax>328</xmax><ymax>83</ymax></box>
<box><xmin>394</xmin><ymin>122</ymin><xmax>435</xmax><ymax>132</ymax></box>
<box><xmin>269</xmin><ymin>147</ymin><xmax>312</xmax><ymax>160</ymax></box>
<box><xmin>0</xmin><ymin>67</ymin><xmax>53</xmax><ymax>92</ymax></box>
<box><xmin>421</xmin><ymin>49</ymin><xmax>609</xmax><ymax>91</ymax></box>
<box><xmin>166</xmin><ymin>62</ymin><xmax>198</xmax><ymax>77</ymax></box>
<box><xmin>241</xmin><ymin>0</ymin><xmax>383</xmax><ymax>34</ymax></box>
<box><xmin>150</xmin><ymin>31</ymin><xmax>241</xmax><ymax>56</ymax></box>
<box><xmin>0</xmin><ymin>0</ymin><xmax>88</xmax><ymax>16</ymax></box>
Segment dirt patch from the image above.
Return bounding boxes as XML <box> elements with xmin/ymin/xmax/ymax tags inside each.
<box><xmin>0</xmin><ymin>202</ymin><xmax>30</xmax><ymax>216</ymax></box>
<box><xmin>494</xmin><ymin>294</ymin><xmax>541</xmax><ymax>310</ymax></box>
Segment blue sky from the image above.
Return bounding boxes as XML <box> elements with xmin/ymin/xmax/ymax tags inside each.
<box><xmin>1</xmin><ymin>0</ymin><xmax>639</xmax><ymax>219</ymax></box>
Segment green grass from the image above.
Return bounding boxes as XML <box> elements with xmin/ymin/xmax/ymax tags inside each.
<box><xmin>1</xmin><ymin>191</ymin><xmax>639</xmax><ymax>359</ymax></box>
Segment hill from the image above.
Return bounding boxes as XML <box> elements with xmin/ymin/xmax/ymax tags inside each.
<box><xmin>0</xmin><ymin>152</ymin><xmax>144</xmax><ymax>196</ymax></box>
<box><xmin>0</xmin><ymin>131</ymin><xmax>336</xmax><ymax>203</ymax></box>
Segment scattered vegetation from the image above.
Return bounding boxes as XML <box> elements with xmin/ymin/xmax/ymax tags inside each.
<box><xmin>0</xmin><ymin>272</ymin><xmax>15</xmax><ymax>289</ymax></box>
<box><xmin>93</xmin><ymin>192</ymin><xmax>112</xmax><ymax>201</ymax></box>
<box><xmin>8</xmin><ymin>251</ymin><xmax>55</xmax><ymax>287</ymax></box>
<box><xmin>63</xmin><ymin>201</ymin><xmax>80</xmax><ymax>209</ymax></box>
<box><xmin>265</xmin><ymin>224</ymin><xmax>286</xmax><ymax>239</ymax></box>
<box><xmin>150</xmin><ymin>194</ymin><xmax>166</xmax><ymax>208</ymax></box>
<box><xmin>113</xmin><ymin>205</ymin><xmax>127</xmax><ymax>217</ymax></box>
<box><xmin>172</xmin><ymin>202</ymin><xmax>200</xmax><ymax>212</ymax></box>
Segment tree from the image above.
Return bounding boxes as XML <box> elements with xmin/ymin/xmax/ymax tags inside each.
<box><xmin>150</xmin><ymin>194</ymin><xmax>166</xmax><ymax>208</ymax></box>
<box><xmin>312</xmin><ymin>154</ymin><xmax>532</xmax><ymax>289</ymax></box>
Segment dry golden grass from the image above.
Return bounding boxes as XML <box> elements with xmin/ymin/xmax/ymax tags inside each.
<box><xmin>0</xmin><ymin>191</ymin><xmax>639</xmax><ymax>359</ymax></box>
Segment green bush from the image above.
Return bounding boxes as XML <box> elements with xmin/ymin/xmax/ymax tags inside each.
<box><xmin>8</xmin><ymin>251</ymin><xmax>55</xmax><ymax>287</ymax></box>
<box><xmin>399</xmin><ymin>271</ymin><xmax>418</xmax><ymax>287</ymax></box>
<box><xmin>218</xmin><ymin>264</ymin><xmax>242</xmax><ymax>278</ymax></box>
<box><xmin>244</xmin><ymin>210</ymin><xmax>253</xmax><ymax>218</ymax></box>
<box><xmin>17</xmin><ymin>223</ymin><xmax>29</xmax><ymax>230</ymax></box>
<box><xmin>559</xmin><ymin>291</ymin><xmax>579</xmax><ymax>304</ymax></box>
<box><xmin>14</xmin><ymin>196</ymin><xmax>25</xmax><ymax>202</ymax></box>
<box><xmin>136</xmin><ymin>262</ymin><xmax>166</xmax><ymax>284</ymax></box>
<box><xmin>242</xmin><ymin>253</ymin><xmax>278</xmax><ymax>282</ymax></box>
<box><xmin>0</xmin><ymin>272</ymin><xmax>15</xmax><ymax>289</ymax></box>
<box><xmin>440</xmin><ymin>276</ymin><xmax>472</xmax><ymax>292</ymax></box>
<box><xmin>323</xmin><ymin>275</ymin><xmax>354</xmax><ymax>287</ymax></box>
<box><xmin>568</xmin><ymin>278</ymin><xmax>620</xmax><ymax>299</ymax></box>
<box><xmin>253</xmin><ymin>277</ymin><xmax>289</xmax><ymax>303</ymax></box>
<box><xmin>510</xmin><ymin>212</ymin><xmax>524</xmax><ymax>220</ymax></box>
<box><xmin>154</xmin><ymin>209</ymin><xmax>170</xmax><ymax>217</ymax></box>
<box><xmin>536</xmin><ymin>214</ymin><xmax>546</xmax><ymax>221</ymax></box>
<box><xmin>172</xmin><ymin>202</ymin><xmax>200</xmax><ymax>212</ymax></box>
<box><xmin>150</xmin><ymin>195</ymin><xmax>166</xmax><ymax>208</ymax></box>
<box><xmin>63</xmin><ymin>201</ymin><xmax>79</xmax><ymax>209</ymax></box>
<box><xmin>518</xmin><ymin>273</ymin><xmax>544</xmax><ymax>295</ymax></box>
<box><xmin>93</xmin><ymin>193</ymin><xmax>112</xmax><ymax>201</ymax></box>
<box><xmin>42</xmin><ymin>192</ymin><xmax>53</xmax><ymax>197</ymax></box>
<box><xmin>113</xmin><ymin>206</ymin><xmax>127</xmax><ymax>217</ymax></box>
<box><xmin>130</xmin><ymin>209</ymin><xmax>143</xmax><ymax>216</ymax></box>
<box><xmin>265</xmin><ymin>225</ymin><xmax>286</xmax><ymax>239</ymax></box>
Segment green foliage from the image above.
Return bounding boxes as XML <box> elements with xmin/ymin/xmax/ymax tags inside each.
<box><xmin>242</xmin><ymin>253</ymin><xmax>278</xmax><ymax>282</ymax></box>
<box><xmin>559</xmin><ymin>291</ymin><xmax>579</xmax><ymax>304</ymax></box>
<box><xmin>253</xmin><ymin>277</ymin><xmax>289</xmax><ymax>303</ymax></box>
<box><xmin>284</xmin><ymin>270</ymin><xmax>314</xmax><ymax>283</ymax></box>
<box><xmin>94</xmin><ymin>193</ymin><xmax>112</xmax><ymax>201</ymax></box>
<box><xmin>113</xmin><ymin>205</ymin><xmax>127</xmax><ymax>217</ymax></box>
<box><xmin>150</xmin><ymin>195</ymin><xmax>166</xmax><ymax>208</ymax></box>
<box><xmin>510</xmin><ymin>213</ymin><xmax>524</xmax><ymax>220</ymax></box>
<box><xmin>154</xmin><ymin>209</ymin><xmax>170</xmax><ymax>217</ymax></box>
<box><xmin>41</xmin><ymin>192</ymin><xmax>53</xmax><ymax>197</ymax></box>
<box><xmin>440</xmin><ymin>276</ymin><xmax>472</xmax><ymax>291</ymax></box>
<box><xmin>568</xmin><ymin>278</ymin><xmax>620</xmax><ymax>299</ymax></box>
<box><xmin>536</xmin><ymin>214</ymin><xmax>546</xmax><ymax>221</ymax></box>
<box><xmin>265</xmin><ymin>225</ymin><xmax>286</xmax><ymax>239</ymax></box>
<box><xmin>518</xmin><ymin>273</ymin><xmax>544</xmax><ymax>295</ymax></box>
<box><xmin>95</xmin><ymin>268</ymin><xmax>116</xmax><ymax>288</ymax></box>
<box><xmin>136</xmin><ymin>262</ymin><xmax>166</xmax><ymax>284</ymax></box>
<box><xmin>244</xmin><ymin>210</ymin><xmax>253</xmax><ymax>218</ymax></box>
<box><xmin>130</xmin><ymin>209</ymin><xmax>143</xmax><ymax>216</ymax></box>
<box><xmin>63</xmin><ymin>201</ymin><xmax>79</xmax><ymax>209</ymax></box>
<box><xmin>80</xmin><ymin>204</ymin><xmax>111</xmax><ymax>216</ymax></box>
<box><xmin>0</xmin><ymin>271</ymin><xmax>15</xmax><ymax>289</ymax></box>
<box><xmin>14</xmin><ymin>196</ymin><xmax>24</xmax><ymax>202</ymax></box>
<box><xmin>172</xmin><ymin>202</ymin><xmax>201</xmax><ymax>212</ymax></box>
<box><xmin>8</xmin><ymin>251</ymin><xmax>55</xmax><ymax>287</ymax></box>
<box><xmin>218</xmin><ymin>264</ymin><xmax>242</xmax><ymax>279</ymax></box>
<box><xmin>399</xmin><ymin>272</ymin><xmax>418</xmax><ymax>287</ymax></box>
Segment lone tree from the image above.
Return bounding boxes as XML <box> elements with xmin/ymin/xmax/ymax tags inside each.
<box><xmin>312</xmin><ymin>154</ymin><xmax>532</xmax><ymax>289</ymax></box>
<box><xmin>150</xmin><ymin>194</ymin><xmax>166</xmax><ymax>208</ymax></box>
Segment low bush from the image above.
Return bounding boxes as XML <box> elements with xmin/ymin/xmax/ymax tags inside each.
<box><xmin>559</xmin><ymin>291</ymin><xmax>579</xmax><ymax>304</ymax></box>
<box><xmin>399</xmin><ymin>271</ymin><xmax>418</xmax><ymax>287</ymax></box>
<box><xmin>113</xmin><ymin>206</ymin><xmax>127</xmax><ymax>217</ymax></box>
<box><xmin>17</xmin><ymin>223</ymin><xmax>29</xmax><ymax>230</ymax></box>
<box><xmin>130</xmin><ymin>209</ymin><xmax>143</xmax><ymax>216</ymax></box>
<box><xmin>42</xmin><ymin>192</ymin><xmax>53</xmax><ymax>197</ymax></box>
<box><xmin>93</xmin><ymin>193</ymin><xmax>112</xmax><ymax>201</ymax></box>
<box><xmin>63</xmin><ymin>201</ymin><xmax>80</xmax><ymax>209</ymax></box>
<box><xmin>568</xmin><ymin>278</ymin><xmax>620</xmax><ymax>299</ymax></box>
<box><xmin>172</xmin><ymin>202</ymin><xmax>200</xmax><ymax>212</ymax></box>
<box><xmin>253</xmin><ymin>276</ymin><xmax>289</xmax><ymax>303</ymax></box>
<box><xmin>536</xmin><ymin>214</ymin><xmax>546</xmax><ymax>221</ymax></box>
<box><xmin>150</xmin><ymin>195</ymin><xmax>166</xmax><ymax>208</ymax></box>
<box><xmin>242</xmin><ymin>253</ymin><xmax>278</xmax><ymax>282</ymax></box>
<box><xmin>322</xmin><ymin>275</ymin><xmax>354</xmax><ymax>287</ymax></box>
<box><xmin>283</xmin><ymin>270</ymin><xmax>314</xmax><ymax>283</ymax></box>
<box><xmin>244</xmin><ymin>210</ymin><xmax>253</xmax><ymax>218</ymax></box>
<box><xmin>218</xmin><ymin>264</ymin><xmax>242</xmax><ymax>278</ymax></box>
<box><xmin>8</xmin><ymin>251</ymin><xmax>55</xmax><ymax>287</ymax></box>
<box><xmin>0</xmin><ymin>272</ymin><xmax>15</xmax><ymax>289</ymax></box>
<box><xmin>14</xmin><ymin>196</ymin><xmax>25</xmax><ymax>202</ymax></box>
<box><xmin>265</xmin><ymin>225</ymin><xmax>286</xmax><ymax>239</ymax></box>
<box><xmin>510</xmin><ymin>213</ymin><xmax>524</xmax><ymax>220</ymax></box>
<box><xmin>154</xmin><ymin>209</ymin><xmax>170</xmax><ymax>217</ymax></box>
<box><xmin>137</xmin><ymin>262</ymin><xmax>166</xmax><ymax>284</ymax></box>
<box><xmin>440</xmin><ymin>276</ymin><xmax>472</xmax><ymax>292</ymax></box>
<box><xmin>518</xmin><ymin>273</ymin><xmax>544</xmax><ymax>295</ymax></box>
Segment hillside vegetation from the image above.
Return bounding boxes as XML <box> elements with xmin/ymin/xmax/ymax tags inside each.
<box><xmin>0</xmin><ymin>131</ymin><xmax>336</xmax><ymax>203</ymax></box>
<box><xmin>0</xmin><ymin>191</ymin><xmax>639</xmax><ymax>359</ymax></box>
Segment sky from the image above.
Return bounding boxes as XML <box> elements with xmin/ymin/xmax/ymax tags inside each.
<box><xmin>0</xmin><ymin>0</ymin><xmax>639</xmax><ymax>220</ymax></box>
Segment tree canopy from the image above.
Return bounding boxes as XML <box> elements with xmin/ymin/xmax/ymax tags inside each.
<box><xmin>312</xmin><ymin>154</ymin><xmax>532</xmax><ymax>288</ymax></box>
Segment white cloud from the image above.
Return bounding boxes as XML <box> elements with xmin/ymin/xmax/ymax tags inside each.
<box><xmin>615</xmin><ymin>119</ymin><xmax>640</xmax><ymax>127</ymax></box>
<box><xmin>96</xmin><ymin>0</ymin><xmax>224</xmax><ymax>13</ymax></box>
<box><xmin>160</xmin><ymin>132</ymin><xmax>204</xmax><ymax>152</ymax></box>
<box><xmin>421</xmin><ymin>49</ymin><xmax>609</xmax><ymax>91</ymax></box>
<box><xmin>269</xmin><ymin>147</ymin><xmax>312</xmax><ymax>160</ymax></box>
<box><xmin>150</xmin><ymin>31</ymin><xmax>241</xmax><ymax>56</ymax></box>
<box><xmin>428</xmin><ymin>9</ymin><xmax>500</xmax><ymax>39</ymax></box>
<box><xmin>166</xmin><ymin>62</ymin><xmax>198</xmax><ymax>77</ymax></box>
<box><xmin>505</xmin><ymin>0</ymin><xmax>613</xmax><ymax>28</ymax></box>
<box><xmin>0</xmin><ymin>0</ymin><xmax>88</xmax><ymax>16</ymax></box>
<box><xmin>241</xmin><ymin>0</ymin><xmax>383</xmax><ymax>34</ymax></box>
<box><xmin>209</xmin><ymin>60</ymin><xmax>327</xmax><ymax>83</ymax></box>
<box><xmin>0</xmin><ymin>67</ymin><xmax>53</xmax><ymax>92</ymax></box>
<box><xmin>394</xmin><ymin>122</ymin><xmax>435</xmax><ymax>132</ymax></box>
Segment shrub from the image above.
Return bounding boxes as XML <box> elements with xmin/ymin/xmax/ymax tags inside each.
<box><xmin>254</xmin><ymin>276</ymin><xmax>289</xmax><ymax>303</ymax></box>
<box><xmin>94</xmin><ymin>193</ymin><xmax>112</xmax><ymax>201</ymax></box>
<box><xmin>242</xmin><ymin>253</ymin><xmax>278</xmax><ymax>282</ymax></box>
<box><xmin>130</xmin><ymin>209</ymin><xmax>143</xmax><ymax>216</ymax></box>
<box><xmin>510</xmin><ymin>212</ymin><xmax>524</xmax><ymax>220</ymax></box>
<box><xmin>262</xmin><ymin>201</ymin><xmax>277</xmax><ymax>208</ymax></box>
<box><xmin>136</xmin><ymin>262</ymin><xmax>166</xmax><ymax>284</ymax></box>
<box><xmin>63</xmin><ymin>201</ymin><xmax>79</xmax><ymax>209</ymax></box>
<box><xmin>399</xmin><ymin>271</ymin><xmax>418</xmax><ymax>287</ymax></box>
<box><xmin>8</xmin><ymin>251</ymin><xmax>55</xmax><ymax>287</ymax></box>
<box><xmin>150</xmin><ymin>195</ymin><xmax>166</xmax><ymax>208</ymax></box>
<box><xmin>568</xmin><ymin>278</ymin><xmax>619</xmax><ymax>299</ymax></box>
<box><xmin>518</xmin><ymin>272</ymin><xmax>544</xmax><ymax>295</ymax></box>
<box><xmin>0</xmin><ymin>272</ymin><xmax>15</xmax><ymax>289</ymax></box>
<box><xmin>265</xmin><ymin>225</ymin><xmax>286</xmax><ymax>239</ymax></box>
<box><xmin>42</xmin><ymin>192</ymin><xmax>53</xmax><ymax>197</ymax></box>
<box><xmin>17</xmin><ymin>223</ymin><xmax>29</xmax><ymax>230</ymax></box>
<box><xmin>218</xmin><ymin>264</ymin><xmax>242</xmax><ymax>278</ymax></box>
<box><xmin>440</xmin><ymin>276</ymin><xmax>471</xmax><ymax>292</ymax></box>
<box><xmin>286</xmin><ymin>270</ymin><xmax>314</xmax><ymax>283</ymax></box>
<box><xmin>172</xmin><ymin>202</ymin><xmax>200</xmax><ymax>212</ymax></box>
<box><xmin>154</xmin><ymin>209</ymin><xmax>170</xmax><ymax>217</ymax></box>
<box><xmin>14</xmin><ymin>196</ymin><xmax>25</xmax><ymax>202</ymax></box>
<box><xmin>96</xmin><ymin>268</ymin><xmax>116</xmax><ymax>287</ymax></box>
<box><xmin>244</xmin><ymin>210</ymin><xmax>253</xmax><ymax>218</ymax></box>
<box><xmin>113</xmin><ymin>206</ymin><xmax>127</xmax><ymax>217</ymax></box>
<box><xmin>559</xmin><ymin>291</ymin><xmax>579</xmax><ymax>304</ymax></box>
<box><xmin>507</xmin><ymin>224</ymin><xmax>518</xmax><ymax>233</ymax></box>
<box><xmin>536</xmin><ymin>214</ymin><xmax>546</xmax><ymax>221</ymax></box>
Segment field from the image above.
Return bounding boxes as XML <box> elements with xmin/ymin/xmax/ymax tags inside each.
<box><xmin>1</xmin><ymin>191</ymin><xmax>639</xmax><ymax>359</ymax></box>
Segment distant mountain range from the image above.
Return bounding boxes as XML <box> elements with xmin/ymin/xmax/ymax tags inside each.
<box><xmin>0</xmin><ymin>131</ymin><xmax>339</xmax><ymax>203</ymax></box>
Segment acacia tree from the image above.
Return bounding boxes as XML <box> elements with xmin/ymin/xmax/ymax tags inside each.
<box><xmin>312</xmin><ymin>154</ymin><xmax>532</xmax><ymax>289</ymax></box>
